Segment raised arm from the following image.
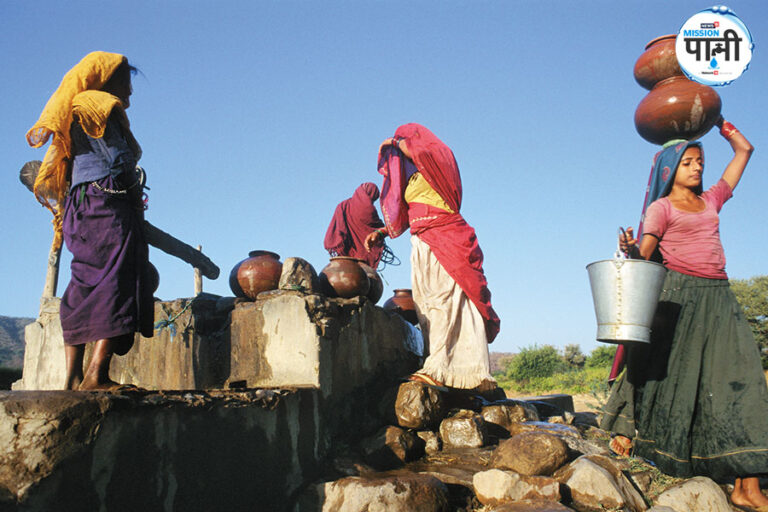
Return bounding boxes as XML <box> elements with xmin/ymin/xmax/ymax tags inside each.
<box><xmin>718</xmin><ymin>117</ymin><xmax>754</xmax><ymax>191</ymax></box>
<box><xmin>379</xmin><ymin>137</ymin><xmax>412</xmax><ymax>159</ymax></box>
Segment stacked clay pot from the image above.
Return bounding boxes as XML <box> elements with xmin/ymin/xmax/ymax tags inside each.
<box><xmin>634</xmin><ymin>34</ymin><xmax>721</xmax><ymax>145</ymax></box>
<box><xmin>358</xmin><ymin>261</ymin><xmax>384</xmax><ymax>304</ymax></box>
<box><xmin>383</xmin><ymin>289</ymin><xmax>419</xmax><ymax>325</ymax></box>
<box><xmin>320</xmin><ymin>257</ymin><xmax>371</xmax><ymax>299</ymax></box>
<box><xmin>229</xmin><ymin>250</ymin><xmax>283</xmax><ymax>299</ymax></box>
<box><xmin>145</xmin><ymin>261</ymin><xmax>160</xmax><ymax>295</ymax></box>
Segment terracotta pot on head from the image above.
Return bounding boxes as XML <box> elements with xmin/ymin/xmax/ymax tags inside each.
<box><xmin>633</xmin><ymin>34</ymin><xmax>722</xmax><ymax>145</ymax></box>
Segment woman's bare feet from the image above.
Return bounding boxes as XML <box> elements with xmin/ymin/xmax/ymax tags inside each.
<box><xmin>78</xmin><ymin>376</ymin><xmax>123</xmax><ymax>391</ymax></box>
<box><xmin>732</xmin><ymin>477</ymin><xmax>768</xmax><ymax>510</ymax></box>
<box><xmin>609</xmin><ymin>435</ymin><xmax>633</xmax><ymax>456</ymax></box>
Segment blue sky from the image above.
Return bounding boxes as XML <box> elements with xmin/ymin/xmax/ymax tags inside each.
<box><xmin>2</xmin><ymin>1</ymin><xmax>766</xmax><ymax>355</ymax></box>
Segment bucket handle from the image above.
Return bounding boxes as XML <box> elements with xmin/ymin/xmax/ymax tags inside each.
<box><xmin>614</xmin><ymin>228</ymin><xmax>628</xmax><ymax>268</ymax></box>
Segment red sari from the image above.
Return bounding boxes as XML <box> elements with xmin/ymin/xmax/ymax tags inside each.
<box><xmin>378</xmin><ymin>123</ymin><xmax>500</xmax><ymax>342</ymax></box>
<box><xmin>323</xmin><ymin>183</ymin><xmax>384</xmax><ymax>268</ymax></box>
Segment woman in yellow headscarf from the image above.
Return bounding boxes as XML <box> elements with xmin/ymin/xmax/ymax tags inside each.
<box><xmin>27</xmin><ymin>52</ymin><xmax>153</xmax><ymax>390</ymax></box>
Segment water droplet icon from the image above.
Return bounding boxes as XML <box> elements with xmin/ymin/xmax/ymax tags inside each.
<box><xmin>710</xmin><ymin>57</ymin><xmax>718</xmax><ymax>69</ymax></box>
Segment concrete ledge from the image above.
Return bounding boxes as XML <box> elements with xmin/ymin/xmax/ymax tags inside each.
<box><xmin>14</xmin><ymin>292</ymin><xmax>423</xmax><ymax>394</ymax></box>
<box><xmin>0</xmin><ymin>389</ymin><xmax>321</xmax><ymax>511</ymax></box>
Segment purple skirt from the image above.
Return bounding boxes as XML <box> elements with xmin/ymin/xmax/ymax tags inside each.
<box><xmin>60</xmin><ymin>175</ymin><xmax>154</xmax><ymax>345</ymax></box>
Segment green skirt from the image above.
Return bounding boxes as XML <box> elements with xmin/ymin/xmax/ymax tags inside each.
<box><xmin>601</xmin><ymin>270</ymin><xmax>768</xmax><ymax>480</ymax></box>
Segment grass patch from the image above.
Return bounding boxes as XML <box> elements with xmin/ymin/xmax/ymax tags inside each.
<box><xmin>496</xmin><ymin>365</ymin><xmax>610</xmax><ymax>396</ymax></box>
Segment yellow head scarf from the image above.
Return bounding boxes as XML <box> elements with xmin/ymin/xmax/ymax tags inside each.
<box><xmin>26</xmin><ymin>51</ymin><xmax>135</xmax><ymax>248</ymax></box>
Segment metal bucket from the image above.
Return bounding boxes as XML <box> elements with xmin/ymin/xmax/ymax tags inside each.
<box><xmin>586</xmin><ymin>256</ymin><xmax>666</xmax><ymax>344</ymax></box>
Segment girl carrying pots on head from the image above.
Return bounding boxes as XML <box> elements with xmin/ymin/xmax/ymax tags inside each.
<box><xmin>601</xmin><ymin>117</ymin><xmax>768</xmax><ymax>511</ymax></box>
<box><xmin>27</xmin><ymin>52</ymin><xmax>153</xmax><ymax>391</ymax></box>
<box><xmin>365</xmin><ymin>123</ymin><xmax>500</xmax><ymax>393</ymax></box>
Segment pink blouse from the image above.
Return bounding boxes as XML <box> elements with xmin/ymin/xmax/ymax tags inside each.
<box><xmin>643</xmin><ymin>179</ymin><xmax>733</xmax><ymax>279</ymax></box>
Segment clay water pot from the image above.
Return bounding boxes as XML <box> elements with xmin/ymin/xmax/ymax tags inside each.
<box><xmin>229</xmin><ymin>250</ymin><xmax>282</xmax><ymax>299</ymax></box>
<box><xmin>634</xmin><ymin>75</ymin><xmax>721</xmax><ymax>145</ymax></box>
<box><xmin>383</xmin><ymin>289</ymin><xmax>419</xmax><ymax>325</ymax></box>
<box><xmin>145</xmin><ymin>261</ymin><xmax>160</xmax><ymax>294</ymax></box>
<box><xmin>634</xmin><ymin>34</ymin><xmax>682</xmax><ymax>90</ymax></box>
<box><xmin>358</xmin><ymin>262</ymin><xmax>383</xmax><ymax>304</ymax></box>
<box><xmin>320</xmin><ymin>257</ymin><xmax>370</xmax><ymax>299</ymax></box>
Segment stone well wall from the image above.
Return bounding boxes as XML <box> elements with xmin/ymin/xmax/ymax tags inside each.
<box><xmin>3</xmin><ymin>291</ymin><xmax>423</xmax><ymax>511</ymax></box>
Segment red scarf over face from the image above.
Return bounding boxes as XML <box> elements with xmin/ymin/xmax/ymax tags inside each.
<box><xmin>378</xmin><ymin>123</ymin><xmax>500</xmax><ymax>342</ymax></box>
<box><xmin>323</xmin><ymin>182</ymin><xmax>385</xmax><ymax>268</ymax></box>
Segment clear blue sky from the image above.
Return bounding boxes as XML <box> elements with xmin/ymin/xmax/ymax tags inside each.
<box><xmin>2</xmin><ymin>1</ymin><xmax>766</xmax><ymax>355</ymax></box>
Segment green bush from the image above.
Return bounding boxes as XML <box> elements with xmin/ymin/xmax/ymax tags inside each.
<box><xmin>585</xmin><ymin>345</ymin><xmax>617</xmax><ymax>369</ymax></box>
<box><xmin>505</xmin><ymin>344</ymin><xmax>566</xmax><ymax>381</ymax></box>
<box><xmin>564</xmin><ymin>344</ymin><xmax>585</xmax><ymax>369</ymax></box>
<box><xmin>496</xmin><ymin>366</ymin><xmax>609</xmax><ymax>395</ymax></box>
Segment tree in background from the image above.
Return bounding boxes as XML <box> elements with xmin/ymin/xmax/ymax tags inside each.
<box><xmin>730</xmin><ymin>275</ymin><xmax>768</xmax><ymax>369</ymax></box>
<box><xmin>505</xmin><ymin>344</ymin><xmax>566</xmax><ymax>381</ymax></box>
<box><xmin>564</xmin><ymin>343</ymin><xmax>586</xmax><ymax>369</ymax></box>
<box><xmin>585</xmin><ymin>345</ymin><xmax>617</xmax><ymax>369</ymax></box>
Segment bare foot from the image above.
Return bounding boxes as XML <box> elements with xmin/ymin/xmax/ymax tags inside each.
<box><xmin>408</xmin><ymin>372</ymin><xmax>444</xmax><ymax>387</ymax></box>
<box><xmin>64</xmin><ymin>375</ymin><xmax>83</xmax><ymax>390</ymax></box>
<box><xmin>732</xmin><ymin>477</ymin><xmax>768</xmax><ymax>510</ymax></box>
<box><xmin>609</xmin><ymin>435</ymin><xmax>633</xmax><ymax>456</ymax></box>
<box><xmin>78</xmin><ymin>377</ymin><xmax>123</xmax><ymax>391</ymax></box>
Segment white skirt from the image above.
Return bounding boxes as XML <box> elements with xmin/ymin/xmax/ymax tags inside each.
<box><xmin>410</xmin><ymin>235</ymin><xmax>495</xmax><ymax>389</ymax></box>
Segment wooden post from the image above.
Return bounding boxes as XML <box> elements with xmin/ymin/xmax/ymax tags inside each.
<box><xmin>194</xmin><ymin>245</ymin><xmax>203</xmax><ymax>295</ymax></box>
<box><xmin>42</xmin><ymin>236</ymin><xmax>61</xmax><ymax>299</ymax></box>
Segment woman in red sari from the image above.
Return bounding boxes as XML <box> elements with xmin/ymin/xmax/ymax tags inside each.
<box><xmin>324</xmin><ymin>182</ymin><xmax>385</xmax><ymax>269</ymax></box>
<box><xmin>365</xmin><ymin>123</ymin><xmax>499</xmax><ymax>391</ymax></box>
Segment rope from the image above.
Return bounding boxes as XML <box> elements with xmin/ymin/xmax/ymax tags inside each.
<box><xmin>378</xmin><ymin>243</ymin><xmax>400</xmax><ymax>270</ymax></box>
<box><xmin>154</xmin><ymin>295</ymin><xmax>199</xmax><ymax>342</ymax></box>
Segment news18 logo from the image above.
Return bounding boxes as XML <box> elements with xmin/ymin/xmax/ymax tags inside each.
<box><xmin>676</xmin><ymin>5</ymin><xmax>753</xmax><ymax>86</ymax></box>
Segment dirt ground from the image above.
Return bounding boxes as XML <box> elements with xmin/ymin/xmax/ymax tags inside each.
<box><xmin>504</xmin><ymin>390</ymin><xmax>606</xmax><ymax>415</ymax></box>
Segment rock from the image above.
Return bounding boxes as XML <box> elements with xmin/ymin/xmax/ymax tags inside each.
<box><xmin>506</xmin><ymin>421</ymin><xmax>581</xmax><ymax>439</ymax></box>
<box><xmin>482</xmin><ymin>401</ymin><xmax>539</xmax><ymax>438</ymax></box>
<box><xmin>646</xmin><ymin>507</ymin><xmax>677</xmax><ymax>512</ymax></box>
<box><xmin>279</xmin><ymin>257</ymin><xmax>319</xmax><ymax>293</ymax></box>
<box><xmin>653</xmin><ymin>476</ymin><xmax>731</xmax><ymax>512</ymax></box>
<box><xmin>376</xmin><ymin>385</ymin><xmax>400</xmax><ymax>426</ymax></box>
<box><xmin>484</xmin><ymin>500</ymin><xmax>575</xmax><ymax>511</ymax></box>
<box><xmin>631</xmin><ymin>470</ymin><xmax>654</xmax><ymax>494</ymax></box>
<box><xmin>416</xmin><ymin>431</ymin><xmax>441</xmax><ymax>455</ymax></box>
<box><xmin>503</xmin><ymin>420</ymin><xmax>608</xmax><ymax>457</ymax></box>
<box><xmin>330</xmin><ymin>454</ymin><xmax>374</xmax><ymax>477</ymax></box>
<box><xmin>360</xmin><ymin>426</ymin><xmax>424</xmax><ymax>469</ymax></box>
<box><xmin>553</xmin><ymin>455</ymin><xmax>647</xmax><ymax>512</ymax></box>
<box><xmin>523</xmin><ymin>395</ymin><xmax>574</xmax><ymax>415</ymax></box>
<box><xmin>316</xmin><ymin>474</ymin><xmax>450</xmax><ymax>512</ymax></box>
<box><xmin>395</xmin><ymin>381</ymin><xmax>445</xmax><ymax>430</ymax></box>
<box><xmin>571</xmin><ymin>412</ymin><xmax>599</xmax><ymax>427</ymax></box>
<box><xmin>439</xmin><ymin>410</ymin><xmax>487</xmax><ymax>449</ymax></box>
<box><xmin>473</xmin><ymin>469</ymin><xmax>561</xmax><ymax>505</ymax></box>
<box><xmin>491</xmin><ymin>432</ymin><xmax>569</xmax><ymax>476</ymax></box>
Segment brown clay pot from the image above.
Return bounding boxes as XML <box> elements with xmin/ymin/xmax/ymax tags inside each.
<box><xmin>634</xmin><ymin>34</ymin><xmax>682</xmax><ymax>90</ymax></box>
<box><xmin>358</xmin><ymin>262</ymin><xmax>383</xmax><ymax>304</ymax></box>
<box><xmin>634</xmin><ymin>75</ymin><xmax>722</xmax><ymax>145</ymax></box>
<box><xmin>145</xmin><ymin>261</ymin><xmax>160</xmax><ymax>294</ymax></box>
<box><xmin>382</xmin><ymin>288</ymin><xmax>419</xmax><ymax>325</ymax></box>
<box><xmin>229</xmin><ymin>250</ymin><xmax>282</xmax><ymax>299</ymax></box>
<box><xmin>320</xmin><ymin>257</ymin><xmax>370</xmax><ymax>299</ymax></box>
